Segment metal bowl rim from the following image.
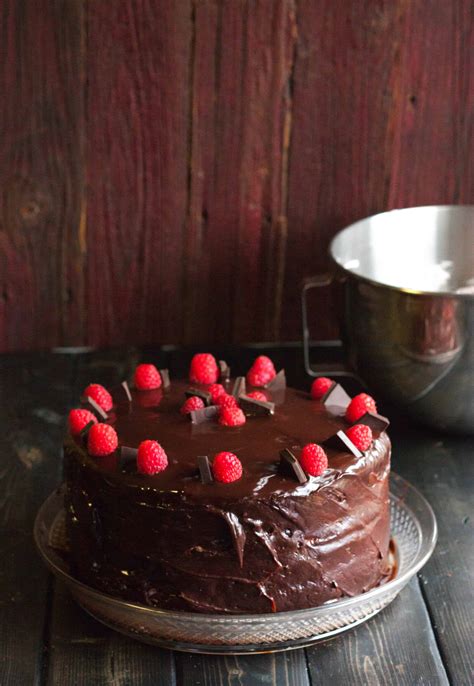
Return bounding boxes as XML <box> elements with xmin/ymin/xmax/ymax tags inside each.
<box><xmin>329</xmin><ymin>204</ymin><xmax>474</xmax><ymax>299</ymax></box>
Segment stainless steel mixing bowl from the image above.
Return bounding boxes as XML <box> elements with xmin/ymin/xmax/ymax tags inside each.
<box><xmin>303</xmin><ymin>205</ymin><xmax>474</xmax><ymax>434</ymax></box>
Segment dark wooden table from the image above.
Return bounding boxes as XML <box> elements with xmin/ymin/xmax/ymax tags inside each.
<box><xmin>1</xmin><ymin>345</ymin><xmax>473</xmax><ymax>686</ymax></box>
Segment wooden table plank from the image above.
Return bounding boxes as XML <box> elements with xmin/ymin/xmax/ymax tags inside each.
<box><xmin>46</xmin><ymin>585</ymin><xmax>175</xmax><ymax>686</ymax></box>
<box><xmin>0</xmin><ymin>353</ymin><xmax>76</xmax><ymax>686</ymax></box>
<box><xmin>175</xmin><ymin>650</ymin><xmax>310</xmax><ymax>686</ymax></box>
<box><xmin>305</xmin><ymin>579</ymin><xmax>449</xmax><ymax>686</ymax></box>
<box><xmin>391</xmin><ymin>417</ymin><xmax>474</xmax><ymax>686</ymax></box>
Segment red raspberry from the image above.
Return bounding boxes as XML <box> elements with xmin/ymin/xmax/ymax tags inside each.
<box><xmin>180</xmin><ymin>396</ymin><xmax>205</xmax><ymax>415</ymax></box>
<box><xmin>87</xmin><ymin>424</ymin><xmax>118</xmax><ymax>457</ymax></box>
<box><xmin>189</xmin><ymin>353</ymin><xmax>219</xmax><ymax>384</ymax></box>
<box><xmin>83</xmin><ymin>384</ymin><xmax>113</xmax><ymax>412</ymax></box>
<box><xmin>134</xmin><ymin>363</ymin><xmax>162</xmax><ymax>390</ymax></box>
<box><xmin>247</xmin><ymin>390</ymin><xmax>267</xmax><ymax>401</ymax></box>
<box><xmin>208</xmin><ymin>383</ymin><xmax>226</xmax><ymax>403</ymax></box>
<box><xmin>212</xmin><ymin>451</ymin><xmax>243</xmax><ymax>483</ymax></box>
<box><xmin>246</xmin><ymin>356</ymin><xmax>276</xmax><ymax>387</ymax></box>
<box><xmin>68</xmin><ymin>409</ymin><xmax>97</xmax><ymax>436</ymax></box>
<box><xmin>300</xmin><ymin>443</ymin><xmax>328</xmax><ymax>477</ymax></box>
<box><xmin>137</xmin><ymin>440</ymin><xmax>168</xmax><ymax>475</ymax></box>
<box><xmin>345</xmin><ymin>393</ymin><xmax>377</xmax><ymax>424</ymax></box>
<box><xmin>216</xmin><ymin>393</ymin><xmax>238</xmax><ymax>409</ymax></box>
<box><xmin>219</xmin><ymin>405</ymin><xmax>246</xmax><ymax>427</ymax></box>
<box><xmin>311</xmin><ymin>377</ymin><xmax>333</xmax><ymax>400</ymax></box>
<box><xmin>346</xmin><ymin>424</ymin><xmax>373</xmax><ymax>451</ymax></box>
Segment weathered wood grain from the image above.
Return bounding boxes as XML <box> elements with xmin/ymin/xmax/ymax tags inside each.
<box><xmin>85</xmin><ymin>0</ymin><xmax>192</xmax><ymax>346</ymax></box>
<box><xmin>0</xmin><ymin>353</ymin><xmax>76</xmax><ymax>685</ymax></box>
<box><xmin>0</xmin><ymin>0</ymin><xmax>84</xmax><ymax>352</ymax></box>
<box><xmin>47</xmin><ymin>585</ymin><xmax>176</xmax><ymax>686</ymax></box>
<box><xmin>393</xmin><ymin>418</ymin><xmax>474</xmax><ymax>686</ymax></box>
<box><xmin>388</xmin><ymin>0</ymin><xmax>474</xmax><ymax>208</ymax></box>
<box><xmin>282</xmin><ymin>0</ymin><xmax>407</xmax><ymax>342</ymax></box>
<box><xmin>306</xmin><ymin>579</ymin><xmax>449</xmax><ymax>685</ymax></box>
<box><xmin>175</xmin><ymin>650</ymin><xmax>310</xmax><ymax>686</ymax></box>
<box><xmin>184</xmin><ymin>0</ymin><xmax>296</xmax><ymax>344</ymax></box>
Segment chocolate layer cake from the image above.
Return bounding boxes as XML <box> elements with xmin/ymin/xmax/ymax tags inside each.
<box><xmin>64</xmin><ymin>371</ymin><xmax>391</xmax><ymax>614</ymax></box>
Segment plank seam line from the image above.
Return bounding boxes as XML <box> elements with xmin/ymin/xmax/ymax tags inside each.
<box><xmin>303</xmin><ymin>646</ymin><xmax>314</xmax><ymax>686</ymax></box>
<box><xmin>35</xmin><ymin>575</ymin><xmax>55</xmax><ymax>686</ymax></box>
<box><xmin>417</xmin><ymin>574</ymin><xmax>453</xmax><ymax>686</ymax></box>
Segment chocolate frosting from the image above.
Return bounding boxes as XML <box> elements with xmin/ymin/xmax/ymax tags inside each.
<box><xmin>64</xmin><ymin>380</ymin><xmax>391</xmax><ymax>613</ymax></box>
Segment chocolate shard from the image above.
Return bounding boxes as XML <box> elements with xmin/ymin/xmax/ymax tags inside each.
<box><xmin>239</xmin><ymin>394</ymin><xmax>275</xmax><ymax>416</ymax></box>
<box><xmin>279</xmin><ymin>449</ymin><xmax>308</xmax><ymax>484</ymax></box>
<box><xmin>264</xmin><ymin>369</ymin><xmax>286</xmax><ymax>392</ymax></box>
<box><xmin>185</xmin><ymin>388</ymin><xmax>212</xmax><ymax>405</ymax></box>
<box><xmin>121</xmin><ymin>380</ymin><xmax>132</xmax><ymax>401</ymax></box>
<box><xmin>322</xmin><ymin>383</ymin><xmax>351</xmax><ymax>416</ymax></box>
<box><xmin>86</xmin><ymin>395</ymin><xmax>108</xmax><ymax>420</ymax></box>
<box><xmin>323</xmin><ymin>430</ymin><xmax>363</xmax><ymax>458</ymax></box>
<box><xmin>190</xmin><ymin>405</ymin><xmax>219</xmax><ymax>424</ymax></box>
<box><xmin>79</xmin><ymin>420</ymin><xmax>95</xmax><ymax>441</ymax></box>
<box><xmin>231</xmin><ymin>376</ymin><xmax>246</xmax><ymax>398</ymax></box>
<box><xmin>353</xmin><ymin>411</ymin><xmax>390</xmax><ymax>433</ymax></box>
<box><xmin>218</xmin><ymin>360</ymin><xmax>230</xmax><ymax>380</ymax></box>
<box><xmin>159</xmin><ymin>368</ymin><xmax>171</xmax><ymax>388</ymax></box>
<box><xmin>120</xmin><ymin>445</ymin><xmax>138</xmax><ymax>462</ymax></box>
<box><xmin>197</xmin><ymin>455</ymin><xmax>213</xmax><ymax>484</ymax></box>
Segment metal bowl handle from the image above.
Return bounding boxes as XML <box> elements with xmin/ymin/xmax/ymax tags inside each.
<box><xmin>301</xmin><ymin>274</ymin><xmax>360</xmax><ymax>381</ymax></box>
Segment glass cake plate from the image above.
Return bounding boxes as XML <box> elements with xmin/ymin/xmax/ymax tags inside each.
<box><xmin>34</xmin><ymin>473</ymin><xmax>437</xmax><ymax>654</ymax></box>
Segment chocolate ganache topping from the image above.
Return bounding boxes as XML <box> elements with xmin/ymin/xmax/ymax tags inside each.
<box><xmin>64</xmin><ymin>377</ymin><xmax>391</xmax><ymax>613</ymax></box>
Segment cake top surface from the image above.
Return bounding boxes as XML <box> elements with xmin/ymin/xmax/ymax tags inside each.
<box><xmin>67</xmin><ymin>372</ymin><xmax>389</xmax><ymax>502</ymax></box>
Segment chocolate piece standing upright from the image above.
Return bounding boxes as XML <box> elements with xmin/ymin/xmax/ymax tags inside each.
<box><xmin>239</xmin><ymin>394</ymin><xmax>275</xmax><ymax>416</ymax></box>
<box><xmin>352</xmin><ymin>411</ymin><xmax>390</xmax><ymax>433</ymax></box>
<box><xmin>185</xmin><ymin>388</ymin><xmax>212</xmax><ymax>405</ymax></box>
<box><xmin>121</xmin><ymin>380</ymin><xmax>132</xmax><ymax>401</ymax></box>
<box><xmin>323</xmin><ymin>430</ymin><xmax>363</xmax><ymax>458</ymax></box>
<box><xmin>120</xmin><ymin>446</ymin><xmax>138</xmax><ymax>462</ymax></box>
<box><xmin>232</xmin><ymin>376</ymin><xmax>246</xmax><ymax>398</ymax></box>
<box><xmin>197</xmin><ymin>455</ymin><xmax>213</xmax><ymax>484</ymax></box>
<box><xmin>79</xmin><ymin>420</ymin><xmax>95</xmax><ymax>443</ymax></box>
<box><xmin>264</xmin><ymin>369</ymin><xmax>286</xmax><ymax>392</ymax></box>
<box><xmin>322</xmin><ymin>383</ymin><xmax>351</xmax><ymax>417</ymax></box>
<box><xmin>159</xmin><ymin>369</ymin><xmax>171</xmax><ymax>388</ymax></box>
<box><xmin>190</xmin><ymin>405</ymin><xmax>219</xmax><ymax>425</ymax></box>
<box><xmin>218</xmin><ymin>360</ymin><xmax>230</xmax><ymax>381</ymax></box>
<box><xmin>279</xmin><ymin>449</ymin><xmax>308</xmax><ymax>484</ymax></box>
<box><xmin>86</xmin><ymin>395</ymin><xmax>108</xmax><ymax>420</ymax></box>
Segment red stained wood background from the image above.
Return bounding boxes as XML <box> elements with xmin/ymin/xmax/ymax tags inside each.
<box><xmin>0</xmin><ymin>0</ymin><xmax>472</xmax><ymax>352</ymax></box>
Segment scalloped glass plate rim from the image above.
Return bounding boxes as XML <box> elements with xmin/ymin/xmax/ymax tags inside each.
<box><xmin>34</xmin><ymin>472</ymin><xmax>437</xmax><ymax>625</ymax></box>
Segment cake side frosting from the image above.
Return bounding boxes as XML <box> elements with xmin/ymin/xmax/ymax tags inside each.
<box><xmin>64</xmin><ymin>378</ymin><xmax>391</xmax><ymax>613</ymax></box>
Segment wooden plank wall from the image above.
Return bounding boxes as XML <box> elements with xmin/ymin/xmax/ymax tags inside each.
<box><xmin>0</xmin><ymin>0</ymin><xmax>472</xmax><ymax>352</ymax></box>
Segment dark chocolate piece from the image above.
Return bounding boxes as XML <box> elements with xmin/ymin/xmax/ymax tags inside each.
<box><xmin>185</xmin><ymin>388</ymin><xmax>212</xmax><ymax>405</ymax></box>
<box><xmin>79</xmin><ymin>420</ymin><xmax>95</xmax><ymax>442</ymax></box>
<box><xmin>322</xmin><ymin>383</ymin><xmax>351</xmax><ymax>416</ymax></box>
<box><xmin>197</xmin><ymin>455</ymin><xmax>213</xmax><ymax>484</ymax></box>
<box><xmin>239</xmin><ymin>394</ymin><xmax>275</xmax><ymax>416</ymax></box>
<box><xmin>218</xmin><ymin>360</ymin><xmax>230</xmax><ymax>380</ymax></box>
<box><xmin>352</xmin><ymin>411</ymin><xmax>390</xmax><ymax>433</ymax></box>
<box><xmin>120</xmin><ymin>445</ymin><xmax>138</xmax><ymax>462</ymax></box>
<box><xmin>279</xmin><ymin>449</ymin><xmax>308</xmax><ymax>484</ymax></box>
<box><xmin>264</xmin><ymin>369</ymin><xmax>286</xmax><ymax>392</ymax></box>
<box><xmin>231</xmin><ymin>376</ymin><xmax>246</xmax><ymax>398</ymax></box>
<box><xmin>323</xmin><ymin>430</ymin><xmax>363</xmax><ymax>458</ymax></box>
<box><xmin>190</xmin><ymin>405</ymin><xmax>219</xmax><ymax>424</ymax></box>
<box><xmin>121</xmin><ymin>380</ymin><xmax>132</xmax><ymax>401</ymax></box>
<box><xmin>159</xmin><ymin>369</ymin><xmax>171</xmax><ymax>388</ymax></box>
<box><xmin>86</xmin><ymin>395</ymin><xmax>108</xmax><ymax>420</ymax></box>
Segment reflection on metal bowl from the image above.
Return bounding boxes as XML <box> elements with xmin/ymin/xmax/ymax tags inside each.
<box><xmin>303</xmin><ymin>205</ymin><xmax>474</xmax><ymax>434</ymax></box>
